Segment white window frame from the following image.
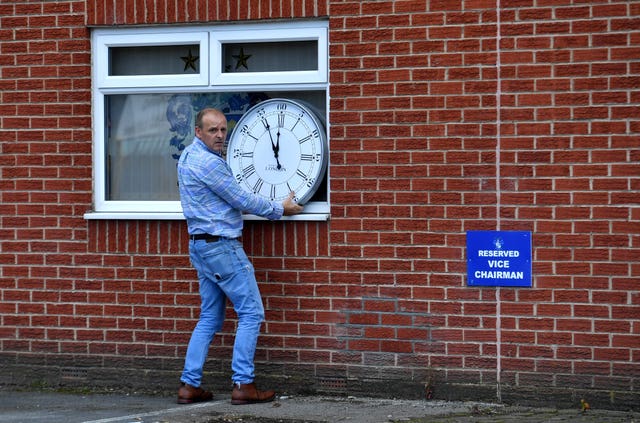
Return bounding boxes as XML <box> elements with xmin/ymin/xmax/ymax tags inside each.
<box><xmin>86</xmin><ymin>21</ymin><xmax>329</xmax><ymax>221</ymax></box>
<box><xmin>211</xmin><ymin>27</ymin><xmax>327</xmax><ymax>86</ymax></box>
<box><xmin>95</xmin><ymin>31</ymin><xmax>210</xmax><ymax>88</ymax></box>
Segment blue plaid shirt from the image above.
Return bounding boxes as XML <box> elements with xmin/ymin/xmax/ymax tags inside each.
<box><xmin>177</xmin><ymin>137</ymin><xmax>284</xmax><ymax>238</ymax></box>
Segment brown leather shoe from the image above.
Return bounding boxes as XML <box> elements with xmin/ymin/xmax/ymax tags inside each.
<box><xmin>177</xmin><ymin>382</ymin><xmax>213</xmax><ymax>404</ymax></box>
<box><xmin>231</xmin><ymin>382</ymin><xmax>275</xmax><ymax>405</ymax></box>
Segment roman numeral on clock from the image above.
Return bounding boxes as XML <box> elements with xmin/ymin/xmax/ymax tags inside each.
<box><xmin>233</xmin><ymin>149</ymin><xmax>253</xmax><ymax>159</ymax></box>
<box><xmin>258</xmin><ymin>108</ymin><xmax>271</xmax><ymax>130</ymax></box>
<box><xmin>240</xmin><ymin>125</ymin><xmax>258</xmax><ymax>140</ymax></box>
<box><xmin>243</xmin><ymin>164</ymin><xmax>256</xmax><ymax>178</ymax></box>
<box><xmin>252</xmin><ymin>178</ymin><xmax>264</xmax><ymax>194</ymax></box>
<box><xmin>301</xmin><ymin>154</ymin><xmax>319</xmax><ymax>161</ymax></box>
<box><xmin>299</xmin><ymin>130</ymin><xmax>319</xmax><ymax>144</ymax></box>
<box><xmin>290</xmin><ymin>112</ymin><xmax>305</xmax><ymax>131</ymax></box>
<box><xmin>277</xmin><ymin>103</ymin><xmax>287</xmax><ymax>128</ymax></box>
<box><xmin>296</xmin><ymin>169</ymin><xmax>308</xmax><ymax>180</ymax></box>
<box><xmin>286</xmin><ymin>182</ymin><xmax>298</xmax><ymax>202</ymax></box>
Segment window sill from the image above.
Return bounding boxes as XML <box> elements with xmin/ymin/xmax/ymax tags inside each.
<box><xmin>83</xmin><ymin>211</ymin><xmax>330</xmax><ymax>221</ymax></box>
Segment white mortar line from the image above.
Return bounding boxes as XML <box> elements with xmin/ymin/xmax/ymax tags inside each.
<box><xmin>495</xmin><ymin>0</ymin><xmax>503</xmax><ymax>404</ymax></box>
<box><xmin>81</xmin><ymin>399</ymin><xmax>226</xmax><ymax>423</ymax></box>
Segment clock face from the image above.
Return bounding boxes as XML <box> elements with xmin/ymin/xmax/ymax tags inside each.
<box><xmin>226</xmin><ymin>98</ymin><xmax>328</xmax><ymax>205</ymax></box>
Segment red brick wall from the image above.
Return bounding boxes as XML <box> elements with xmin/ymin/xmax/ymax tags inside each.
<box><xmin>0</xmin><ymin>0</ymin><xmax>638</xmax><ymax>409</ymax></box>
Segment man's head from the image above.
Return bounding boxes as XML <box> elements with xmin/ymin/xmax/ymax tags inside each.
<box><xmin>195</xmin><ymin>108</ymin><xmax>227</xmax><ymax>154</ymax></box>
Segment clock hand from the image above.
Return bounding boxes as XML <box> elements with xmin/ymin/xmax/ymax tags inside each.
<box><xmin>264</xmin><ymin>121</ymin><xmax>282</xmax><ymax>170</ymax></box>
<box><xmin>264</xmin><ymin>121</ymin><xmax>278</xmax><ymax>152</ymax></box>
<box><xmin>275</xmin><ymin>129</ymin><xmax>282</xmax><ymax>169</ymax></box>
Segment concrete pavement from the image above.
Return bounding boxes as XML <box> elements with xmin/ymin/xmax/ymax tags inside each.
<box><xmin>1</xmin><ymin>389</ymin><xmax>638</xmax><ymax>423</ymax></box>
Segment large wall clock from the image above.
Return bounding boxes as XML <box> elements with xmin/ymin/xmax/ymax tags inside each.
<box><xmin>226</xmin><ymin>98</ymin><xmax>328</xmax><ymax>205</ymax></box>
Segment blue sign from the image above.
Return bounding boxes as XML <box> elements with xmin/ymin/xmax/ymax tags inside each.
<box><xmin>467</xmin><ymin>231</ymin><xmax>532</xmax><ymax>287</ymax></box>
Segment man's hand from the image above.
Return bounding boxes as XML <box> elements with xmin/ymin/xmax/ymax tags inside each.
<box><xmin>282</xmin><ymin>191</ymin><xmax>304</xmax><ymax>216</ymax></box>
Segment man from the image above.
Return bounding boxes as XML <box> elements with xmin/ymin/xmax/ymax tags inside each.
<box><xmin>176</xmin><ymin>108</ymin><xmax>303</xmax><ymax>405</ymax></box>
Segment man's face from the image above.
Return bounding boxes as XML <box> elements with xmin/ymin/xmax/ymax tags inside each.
<box><xmin>196</xmin><ymin>111</ymin><xmax>227</xmax><ymax>154</ymax></box>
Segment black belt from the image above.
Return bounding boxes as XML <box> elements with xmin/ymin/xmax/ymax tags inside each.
<box><xmin>189</xmin><ymin>234</ymin><xmax>239</xmax><ymax>243</ymax></box>
<box><xmin>189</xmin><ymin>233</ymin><xmax>221</xmax><ymax>242</ymax></box>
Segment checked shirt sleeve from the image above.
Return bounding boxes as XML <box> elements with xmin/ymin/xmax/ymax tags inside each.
<box><xmin>203</xmin><ymin>156</ymin><xmax>284</xmax><ymax>221</ymax></box>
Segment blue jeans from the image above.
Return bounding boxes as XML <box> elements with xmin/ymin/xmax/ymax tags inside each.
<box><xmin>180</xmin><ymin>238</ymin><xmax>265</xmax><ymax>387</ymax></box>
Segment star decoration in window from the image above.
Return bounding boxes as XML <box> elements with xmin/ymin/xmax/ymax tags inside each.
<box><xmin>232</xmin><ymin>47</ymin><xmax>251</xmax><ymax>70</ymax></box>
<box><xmin>181</xmin><ymin>49</ymin><xmax>199</xmax><ymax>72</ymax></box>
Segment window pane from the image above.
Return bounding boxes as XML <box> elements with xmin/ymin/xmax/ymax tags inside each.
<box><xmin>110</xmin><ymin>44</ymin><xmax>200</xmax><ymax>75</ymax></box>
<box><xmin>105</xmin><ymin>91</ymin><xmax>326</xmax><ymax>202</ymax></box>
<box><xmin>222</xmin><ymin>41</ymin><xmax>318</xmax><ymax>73</ymax></box>
<box><xmin>106</xmin><ymin>94</ymin><xmax>182</xmax><ymax>200</ymax></box>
